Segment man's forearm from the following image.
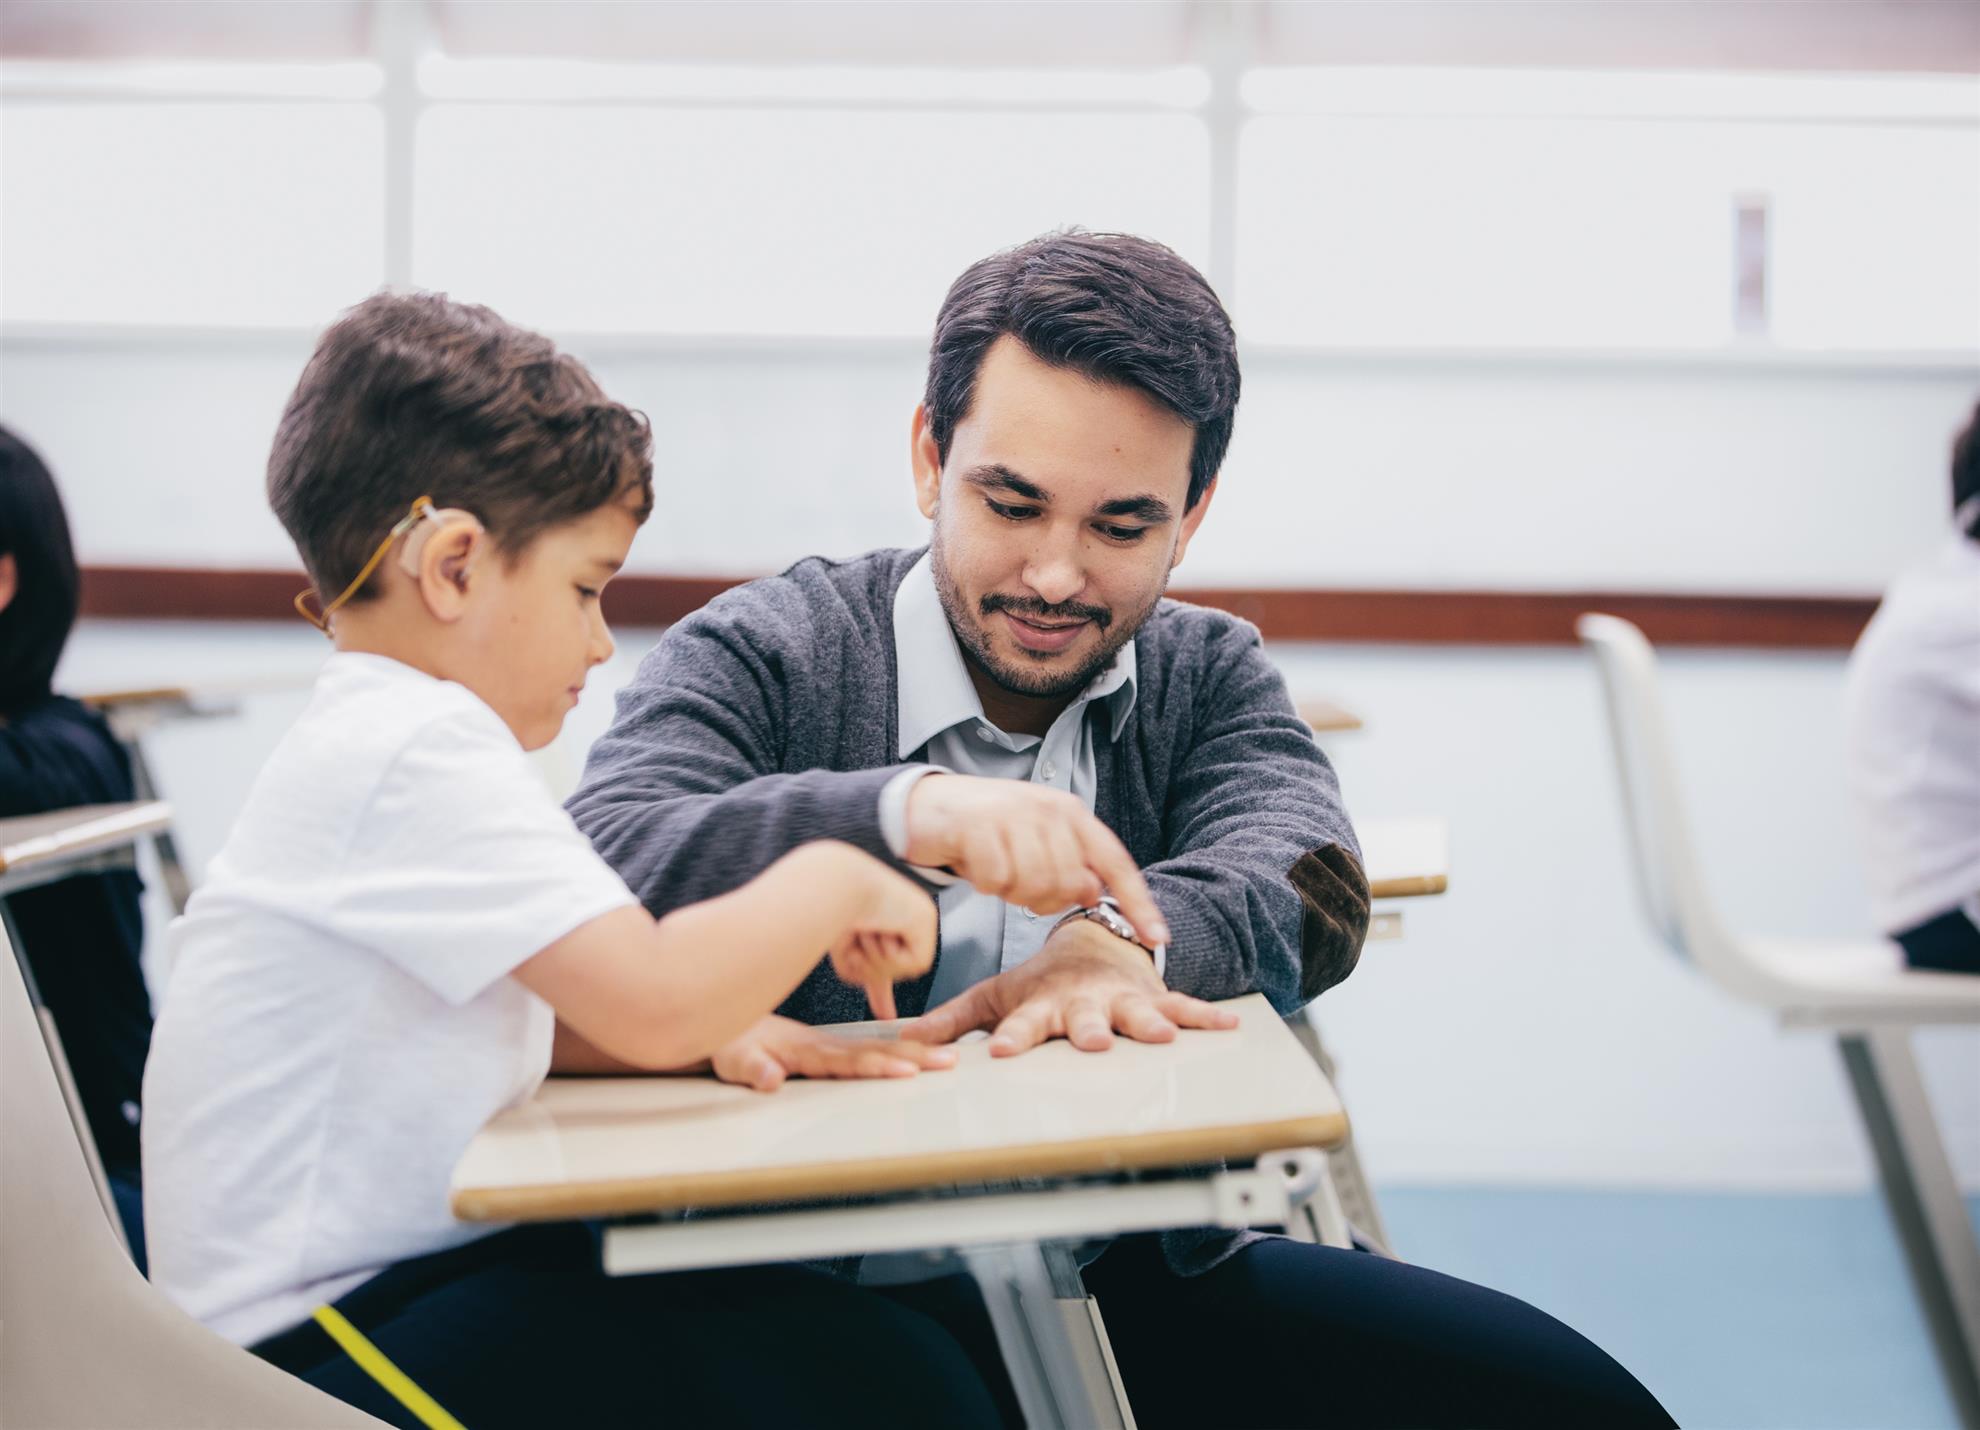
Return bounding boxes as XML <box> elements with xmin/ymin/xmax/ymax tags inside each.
<box><xmin>570</xmin><ymin>764</ymin><xmax>907</xmax><ymax>917</ymax></box>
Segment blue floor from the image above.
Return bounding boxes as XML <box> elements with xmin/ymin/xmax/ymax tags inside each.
<box><xmin>1378</xmin><ymin>1187</ymin><xmax>1980</xmax><ymax>1429</ymax></box>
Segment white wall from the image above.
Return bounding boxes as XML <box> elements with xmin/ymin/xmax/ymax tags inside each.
<box><xmin>49</xmin><ymin>617</ymin><xmax>1980</xmax><ymax>1194</ymax></box>
<box><xmin>5</xmin><ymin>337</ymin><xmax>1973</xmax><ymax>589</ymax></box>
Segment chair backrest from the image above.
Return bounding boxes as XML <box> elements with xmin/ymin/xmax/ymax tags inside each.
<box><xmin>1</xmin><ymin>919</ymin><xmax>383</xmax><ymax>1429</ymax></box>
<box><xmin>1575</xmin><ymin>614</ymin><xmax>1774</xmax><ymax>1004</ymax></box>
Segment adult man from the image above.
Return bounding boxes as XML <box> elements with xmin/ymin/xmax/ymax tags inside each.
<box><xmin>570</xmin><ymin>232</ymin><xmax>1670</xmax><ymax>1427</ymax></box>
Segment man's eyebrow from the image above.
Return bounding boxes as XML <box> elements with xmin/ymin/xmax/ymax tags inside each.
<box><xmin>963</xmin><ymin>464</ymin><xmax>1173</xmax><ymax>522</ymax></box>
<box><xmin>962</xmin><ymin>464</ymin><xmax>1049</xmax><ymax>503</ymax></box>
<box><xmin>1095</xmin><ymin>494</ymin><xmax>1174</xmax><ymax>523</ymax></box>
<box><xmin>589</xmin><ymin>555</ymin><xmax>625</xmax><ymax>575</ymax></box>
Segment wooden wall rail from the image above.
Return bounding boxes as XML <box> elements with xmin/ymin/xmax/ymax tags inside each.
<box><xmin>78</xmin><ymin>565</ymin><xmax>1878</xmax><ymax>650</ymax></box>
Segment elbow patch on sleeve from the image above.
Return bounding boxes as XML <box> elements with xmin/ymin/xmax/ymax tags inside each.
<box><xmin>1290</xmin><ymin>844</ymin><xmax>1372</xmax><ymax>1002</ymax></box>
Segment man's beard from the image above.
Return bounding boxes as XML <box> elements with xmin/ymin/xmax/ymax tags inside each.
<box><xmin>929</xmin><ymin>534</ymin><xmax>1163</xmax><ymax>701</ymax></box>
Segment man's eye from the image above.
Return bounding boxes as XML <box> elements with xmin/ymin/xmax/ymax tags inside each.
<box><xmin>1099</xmin><ymin>525</ymin><xmax>1147</xmax><ymax>543</ymax></box>
<box><xmin>987</xmin><ymin>500</ymin><xmax>1038</xmax><ymax>522</ymax></box>
<box><xmin>577</xmin><ymin>586</ymin><xmax>601</xmax><ymax>601</ymax></box>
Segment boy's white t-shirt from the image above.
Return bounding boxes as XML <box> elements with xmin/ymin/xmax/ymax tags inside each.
<box><xmin>142</xmin><ymin>652</ymin><xmax>637</xmax><ymax>1347</ymax></box>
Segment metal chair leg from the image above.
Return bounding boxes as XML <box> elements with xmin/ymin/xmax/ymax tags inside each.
<box><xmin>1286</xmin><ymin>1010</ymin><xmax>1395</xmax><ymax>1255</ymax></box>
<box><xmin>1839</xmin><ymin>1029</ymin><xmax>1980</xmax><ymax>1428</ymax></box>
<box><xmin>963</xmin><ymin>1241</ymin><xmax>1131</xmax><ymax>1429</ymax></box>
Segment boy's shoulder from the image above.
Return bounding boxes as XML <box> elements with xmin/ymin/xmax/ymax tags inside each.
<box><xmin>306</xmin><ymin>651</ymin><xmax>506</xmax><ymax>749</ymax></box>
<box><xmin>233</xmin><ymin>654</ymin><xmax>519</xmax><ymax>857</ymax></box>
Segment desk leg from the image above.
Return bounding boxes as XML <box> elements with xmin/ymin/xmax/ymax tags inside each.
<box><xmin>961</xmin><ymin>1242</ymin><xmax>1131</xmax><ymax>1430</ymax></box>
<box><xmin>1287</xmin><ymin>1010</ymin><xmax>1393</xmax><ymax>1254</ymax></box>
<box><xmin>125</xmin><ymin>744</ymin><xmax>193</xmax><ymax>916</ymax></box>
<box><xmin>1839</xmin><ymin>1030</ymin><xmax>1980</xmax><ymax>1427</ymax></box>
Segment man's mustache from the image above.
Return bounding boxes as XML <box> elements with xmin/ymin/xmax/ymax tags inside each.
<box><xmin>980</xmin><ymin>593</ymin><xmax>1112</xmax><ymax>631</ymax></box>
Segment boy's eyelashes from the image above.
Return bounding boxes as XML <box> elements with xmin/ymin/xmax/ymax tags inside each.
<box><xmin>577</xmin><ymin>585</ymin><xmax>601</xmax><ymax>601</ymax></box>
<box><xmin>983</xmin><ymin>499</ymin><xmax>1147</xmax><ymax>544</ymax></box>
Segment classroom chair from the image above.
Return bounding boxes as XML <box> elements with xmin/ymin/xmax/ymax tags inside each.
<box><xmin>1577</xmin><ymin>612</ymin><xmax>1980</xmax><ymax>1427</ymax></box>
<box><xmin>0</xmin><ymin>918</ymin><xmax>385</xmax><ymax>1429</ymax></box>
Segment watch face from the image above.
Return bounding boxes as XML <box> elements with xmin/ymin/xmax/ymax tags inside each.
<box><xmin>1088</xmin><ymin>904</ymin><xmax>1138</xmax><ymax>944</ymax></box>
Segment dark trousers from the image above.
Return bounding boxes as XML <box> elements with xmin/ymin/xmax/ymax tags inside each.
<box><xmin>889</xmin><ymin>1234</ymin><xmax>1674</xmax><ymax>1430</ymax></box>
<box><xmin>253</xmin><ymin>1223</ymin><xmax>1002</xmax><ymax>1429</ymax></box>
<box><xmin>1895</xmin><ymin>904</ymin><xmax>1980</xmax><ymax>974</ymax></box>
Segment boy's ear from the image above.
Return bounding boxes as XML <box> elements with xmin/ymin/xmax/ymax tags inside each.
<box><xmin>0</xmin><ymin>553</ymin><xmax>16</xmax><ymax>618</ymax></box>
<box><xmin>415</xmin><ymin>519</ymin><xmax>483</xmax><ymax>622</ymax></box>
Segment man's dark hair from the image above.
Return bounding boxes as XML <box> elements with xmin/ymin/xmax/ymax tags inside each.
<box><xmin>1953</xmin><ymin>397</ymin><xmax>1980</xmax><ymax>536</ymax></box>
<box><xmin>269</xmin><ymin>291</ymin><xmax>654</xmax><ymax>608</ymax></box>
<box><xmin>923</xmin><ymin>230</ymin><xmax>1239</xmax><ymax>511</ymax></box>
<box><xmin>0</xmin><ymin>425</ymin><xmax>82</xmax><ymax>716</ymax></box>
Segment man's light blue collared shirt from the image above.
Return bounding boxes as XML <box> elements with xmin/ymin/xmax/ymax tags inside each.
<box><xmin>887</xmin><ymin>552</ymin><xmax>1139</xmax><ymax>1007</ymax></box>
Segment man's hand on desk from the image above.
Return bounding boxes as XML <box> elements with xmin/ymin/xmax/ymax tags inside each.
<box><xmin>902</xmin><ymin>918</ymin><xmax>1237</xmax><ymax>1057</ymax></box>
<box><xmin>709</xmin><ymin>1014</ymin><xmax>958</xmax><ymax>1093</ymax></box>
<box><xmin>902</xmin><ymin>775</ymin><xmax>1170</xmax><ymax>948</ymax></box>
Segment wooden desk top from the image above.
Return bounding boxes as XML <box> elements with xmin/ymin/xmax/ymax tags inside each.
<box><xmin>80</xmin><ymin>675</ymin><xmax>313</xmax><ymax>711</ymax></box>
<box><xmin>453</xmin><ymin>993</ymin><xmax>1345</xmax><ymax>1224</ymax></box>
<box><xmin>1359</xmin><ymin>815</ymin><xmax>1450</xmax><ymax>899</ymax></box>
<box><xmin>0</xmin><ymin>802</ymin><xmax>171</xmax><ymax>876</ymax></box>
<box><xmin>1297</xmin><ymin>698</ymin><xmax>1364</xmax><ymax>733</ymax></box>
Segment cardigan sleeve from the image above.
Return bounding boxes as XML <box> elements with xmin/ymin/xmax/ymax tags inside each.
<box><xmin>565</xmin><ymin>578</ymin><xmax>916</xmax><ymax>920</ymax></box>
<box><xmin>1139</xmin><ymin>623</ymin><xmax>1370</xmax><ymax>1011</ymax></box>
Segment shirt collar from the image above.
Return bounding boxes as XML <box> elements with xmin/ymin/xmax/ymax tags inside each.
<box><xmin>893</xmin><ymin>551</ymin><xmax>1138</xmax><ymax>759</ymax></box>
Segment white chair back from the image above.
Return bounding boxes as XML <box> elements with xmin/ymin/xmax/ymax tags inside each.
<box><xmin>1575</xmin><ymin>613</ymin><xmax>1778</xmax><ymax>1006</ymax></box>
<box><xmin>1</xmin><ymin>921</ymin><xmax>382</xmax><ymax>1428</ymax></box>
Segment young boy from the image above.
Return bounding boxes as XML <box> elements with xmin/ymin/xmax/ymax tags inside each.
<box><xmin>140</xmin><ymin>292</ymin><xmax>1003</xmax><ymax>1428</ymax></box>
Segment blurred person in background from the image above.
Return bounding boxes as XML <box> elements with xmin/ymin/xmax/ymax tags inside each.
<box><xmin>0</xmin><ymin>422</ymin><xmax>153</xmax><ymax>1262</ymax></box>
<box><xmin>1846</xmin><ymin>397</ymin><xmax>1980</xmax><ymax>974</ymax></box>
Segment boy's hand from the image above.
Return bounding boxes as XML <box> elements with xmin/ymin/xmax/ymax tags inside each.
<box><xmin>710</xmin><ymin>1014</ymin><xmax>957</xmax><ymax>1092</ymax></box>
<box><xmin>827</xmin><ymin>854</ymin><xmax>939</xmax><ymax>1018</ymax></box>
<box><xmin>903</xmin><ymin>775</ymin><xmax>1170</xmax><ymax>947</ymax></box>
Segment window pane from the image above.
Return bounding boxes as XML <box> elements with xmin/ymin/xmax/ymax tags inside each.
<box><xmin>1237</xmin><ymin>115</ymin><xmax>1733</xmax><ymax>347</ymax></box>
<box><xmin>1236</xmin><ymin>114</ymin><xmax>1980</xmax><ymax>351</ymax></box>
<box><xmin>1761</xmin><ymin>123</ymin><xmax>1980</xmax><ymax>350</ymax></box>
<box><xmin>429</xmin><ymin>0</ymin><xmax>1198</xmax><ymax>68</ymax></box>
<box><xmin>413</xmin><ymin>105</ymin><xmax>1210</xmax><ymax>335</ymax></box>
<box><xmin>0</xmin><ymin>102</ymin><xmax>384</xmax><ymax>326</ymax></box>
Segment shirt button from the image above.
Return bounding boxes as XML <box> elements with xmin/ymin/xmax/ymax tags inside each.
<box><xmin>1041</xmin><ymin>760</ymin><xmax>1058</xmax><ymax>780</ymax></box>
<box><xmin>977</xmin><ymin>725</ymin><xmax>994</xmax><ymax>742</ymax></box>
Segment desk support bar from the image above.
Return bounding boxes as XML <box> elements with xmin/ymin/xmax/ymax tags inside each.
<box><xmin>601</xmin><ymin>1151</ymin><xmax>1327</xmax><ymax>1278</ymax></box>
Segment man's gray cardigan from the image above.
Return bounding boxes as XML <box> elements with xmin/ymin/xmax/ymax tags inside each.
<box><xmin>567</xmin><ymin>547</ymin><xmax>1371</xmax><ymax>1271</ymax></box>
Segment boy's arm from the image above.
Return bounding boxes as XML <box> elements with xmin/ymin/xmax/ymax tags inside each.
<box><xmin>567</xmin><ymin>588</ymin><xmax>911</xmax><ymax>915</ymax></box>
<box><xmin>1141</xmin><ymin>626</ymin><xmax>1371</xmax><ymax>1013</ymax></box>
<box><xmin>515</xmin><ymin>841</ymin><xmax>934</xmax><ymax>1071</ymax></box>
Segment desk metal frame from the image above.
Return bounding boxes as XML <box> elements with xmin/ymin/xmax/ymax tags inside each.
<box><xmin>601</xmin><ymin>1149</ymin><xmax>1329</xmax><ymax>1429</ymax></box>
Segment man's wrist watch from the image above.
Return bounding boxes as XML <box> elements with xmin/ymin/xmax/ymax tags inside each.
<box><xmin>1051</xmin><ymin>899</ymin><xmax>1156</xmax><ymax>958</ymax></box>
